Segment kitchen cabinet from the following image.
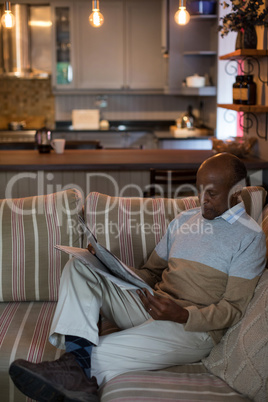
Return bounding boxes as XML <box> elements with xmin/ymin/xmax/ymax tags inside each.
<box><xmin>218</xmin><ymin>49</ymin><xmax>268</xmax><ymax>141</ymax></box>
<box><xmin>165</xmin><ymin>0</ymin><xmax>218</xmax><ymax>96</ymax></box>
<box><xmin>51</xmin><ymin>2</ymin><xmax>75</xmax><ymax>88</ymax></box>
<box><xmin>52</xmin><ymin>0</ymin><xmax>164</xmax><ymax>92</ymax></box>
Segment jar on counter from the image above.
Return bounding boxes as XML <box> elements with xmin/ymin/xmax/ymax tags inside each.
<box><xmin>232</xmin><ymin>75</ymin><xmax>243</xmax><ymax>104</ymax></box>
<box><xmin>241</xmin><ymin>75</ymin><xmax>256</xmax><ymax>105</ymax></box>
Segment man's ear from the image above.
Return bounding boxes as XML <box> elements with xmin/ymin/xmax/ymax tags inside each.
<box><xmin>229</xmin><ymin>183</ymin><xmax>243</xmax><ymax>205</ymax></box>
<box><xmin>232</xmin><ymin>190</ymin><xmax>242</xmax><ymax>202</ymax></box>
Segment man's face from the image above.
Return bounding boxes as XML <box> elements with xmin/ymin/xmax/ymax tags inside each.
<box><xmin>196</xmin><ymin>167</ymin><xmax>232</xmax><ymax>220</ymax></box>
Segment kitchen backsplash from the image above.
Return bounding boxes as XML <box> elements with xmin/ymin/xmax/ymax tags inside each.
<box><xmin>0</xmin><ymin>76</ymin><xmax>216</xmax><ymax>129</ymax></box>
<box><xmin>55</xmin><ymin>94</ymin><xmax>216</xmax><ymax>128</ymax></box>
<box><xmin>0</xmin><ymin>77</ymin><xmax>55</xmax><ymax>129</ymax></box>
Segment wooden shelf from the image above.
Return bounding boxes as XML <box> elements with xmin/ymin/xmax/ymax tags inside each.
<box><xmin>184</xmin><ymin>51</ymin><xmax>217</xmax><ymax>56</ymax></box>
<box><xmin>218</xmin><ymin>104</ymin><xmax>268</xmax><ymax>113</ymax></box>
<box><xmin>219</xmin><ymin>50</ymin><xmax>268</xmax><ymax>60</ymax></box>
<box><xmin>166</xmin><ymin>86</ymin><xmax>216</xmax><ymax>96</ymax></box>
<box><xmin>190</xmin><ymin>15</ymin><xmax>217</xmax><ymax>20</ymax></box>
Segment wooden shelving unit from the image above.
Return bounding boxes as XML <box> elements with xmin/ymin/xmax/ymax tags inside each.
<box><xmin>219</xmin><ymin>49</ymin><xmax>268</xmax><ymax>60</ymax></box>
<box><xmin>218</xmin><ymin>50</ymin><xmax>268</xmax><ymax>140</ymax></box>
<box><xmin>184</xmin><ymin>51</ymin><xmax>217</xmax><ymax>56</ymax></box>
<box><xmin>218</xmin><ymin>104</ymin><xmax>268</xmax><ymax>113</ymax></box>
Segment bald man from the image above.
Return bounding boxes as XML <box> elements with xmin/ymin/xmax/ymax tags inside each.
<box><xmin>10</xmin><ymin>153</ymin><xmax>266</xmax><ymax>402</ymax></box>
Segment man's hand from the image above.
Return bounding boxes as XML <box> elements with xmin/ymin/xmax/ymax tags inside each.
<box><xmin>137</xmin><ymin>288</ymin><xmax>189</xmax><ymax>324</ymax></box>
<box><xmin>87</xmin><ymin>243</ymin><xmax>96</xmax><ymax>255</ymax></box>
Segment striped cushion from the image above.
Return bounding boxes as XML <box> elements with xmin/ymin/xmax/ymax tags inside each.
<box><xmin>241</xmin><ymin>186</ymin><xmax>267</xmax><ymax>223</ymax></box>
<box><xmin>100</xmin><ymin>370</ymin><xmax>251</xmax><ymax>401</ymax></box>
<box><xmin>261</xmin><ymin>204</ymin><xmax>268</xmax><ymax>259</ymax></box>
<box><xmin>0</xmin><ymin>301</ymin><xmax>62</xmax><ymax>402</ymax></box>
<box><xmin>84</xmin><ymin>187</ymin><xmax>266</xmax><ymax>269</ymax></box>
<box><xmin>84</xmin><ymin>192</ymin><xmax>199</xmax><ymax>268</ymax></box>
<box><xmin>202</xmin><ymin>270</ymin><xmax>268</xmax><ymax>402</ymax></box>
<box><xmin>0</xmin><ymin>189</ymin><xmax>82</xmax><ymax>302</ymax></box>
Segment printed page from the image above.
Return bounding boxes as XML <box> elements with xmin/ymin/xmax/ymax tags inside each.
<box><xmin>55</xmin><ymin>244</ymin><xmax>153</xmax><ymax>294</ymax></box>
<box><xmin>79</xmin><ymin>216</ymin><xmax>153</xmax><ymax>293</ymax></box>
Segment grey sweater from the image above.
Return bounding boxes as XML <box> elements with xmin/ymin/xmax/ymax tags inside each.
<box><xmin>137</xmin><ymin>203</ymin><xmax>266</xmax><ymax>344</ymax></box>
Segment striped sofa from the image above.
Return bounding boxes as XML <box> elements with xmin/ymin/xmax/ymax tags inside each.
<box><xmin>0</xmin><ymin>187</ymin><xmax>267</xmax><ymax>402</ymax></box>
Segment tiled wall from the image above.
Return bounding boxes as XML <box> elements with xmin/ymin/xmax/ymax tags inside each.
<box><xmin>0</xmin><ymin>77</ymin><xmax>55</xmax><ymax>129</ymax></box>
<box><xmin>0</xmin><ymin>75</ymin><xmax>217</xmax><ymax>130</ymax></box>
<box><xmin>55</xmin><ymin>94</ymin><xmax>216</xmax><ymax>128</ymax></box>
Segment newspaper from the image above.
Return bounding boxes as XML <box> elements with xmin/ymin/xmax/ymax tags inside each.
<box><xmin>55</xmin><ymin>217</ymin><xmax>153</xmax><ymax>294</ymax></box>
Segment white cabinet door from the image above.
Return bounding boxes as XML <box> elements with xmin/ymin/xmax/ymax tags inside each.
<box><xmin>125</xmin><ymin>0</ymin><xmax>164</xmax><ymax>89</ymax></box>
<box><xmin>75</xmin><ymin>0</ymin><xmax>164</xmax><ymax>90</ymax></box>
<box><xmin>53</xmin><ymin>0</ymin><xmax>164</xmax><ymax>91</ymax></box>
<box><xmin>51</xmin><ymin>2</ymin><xmax>76</xmax><ymax>90</ymax></box>
<box><xmin>75</xmin><ymin>1</ymin><xmax>124</xmax><ymax>89</ymax></box>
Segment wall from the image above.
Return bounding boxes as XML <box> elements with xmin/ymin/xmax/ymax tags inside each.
<box><xmin>217</xmin><ymin>1</ymin><xmax>237</xmax><ymax>140</ymax></box>
<box><xmin>0</xmin><ymin>77</ymin><xmax>55</xmax><ymax>129</ymax></box>
<box><xmin>55</xmin><ymin>93</ymin><xmax>215</xmax><ymax>128</ymax></box>
<box><xmin>250</xmin><ymin>25</ymin><xmax>268</xmax><ymax>161</ymax></box>
<box><xmin>217</xmin><ymin>1</ymin><xmax>268</xmax><ymax>160</ymax></box>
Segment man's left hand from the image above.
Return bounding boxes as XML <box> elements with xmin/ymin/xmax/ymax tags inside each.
<box><xmin>137</xmin><ymin>289</ymin><xmax>189</xmax><ymax>324</ymax></box>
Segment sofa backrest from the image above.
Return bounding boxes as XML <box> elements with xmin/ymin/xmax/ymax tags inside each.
<box><xmin>0</xmin><ymin>186</ymin><xmax>265</xmax><ymax>302</ymax></box>
<box><xmin>0</xmin><ymin>189</ymin><xmax>82</xmax><ymax>302</ymax></box>
<box><xmin>84</xmin><ymin>186</ymin><xmax>267</xmax><ymax>269</ymax></box>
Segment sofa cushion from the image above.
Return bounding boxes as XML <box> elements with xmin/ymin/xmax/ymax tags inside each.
<box><xmin>84</xmin><ymin>192</ymin><xmax>199</xmax><ymax>268</ymax></box>
<box><xmin>0</xmin><ymin>301</ymin><xmax>61</xmax><ymax>402</ymax></box>
<box><xmin>202</xmin><ymin>269</ymin><xmax>268</xmax><ymax>402</ymax></box>
<box><xmin>100</xmin><ymin>369</ymin><xmax>252</xmax><ymax>401</ymax></box>
<box><xmin>261</xmin><ymin>204</ymin><xmax>268</xmax><ymax>259</ymax></box>
<box><xmin>84</xmin><ymin>187</ymin><xmax>266</xmax><ymax>269</ymax></box>
<box><xmin>0</xmin><ymin>189</ymin><xmax>82</xmax><ymax>302</ymax></box>
<box><xmin>241</xmin><ymin>186</ymin><xmax>267</xmax><ymax>223</ymax></box>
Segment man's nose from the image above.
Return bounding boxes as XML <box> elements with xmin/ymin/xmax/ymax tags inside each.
<box><xmin>199</xmin><ymin>191</ymin><xmax>208</xmax><ymax>204</ymax></box>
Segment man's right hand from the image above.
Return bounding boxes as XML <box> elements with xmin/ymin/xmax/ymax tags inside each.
<box><xmin>87</xmin><ymin>243</ymin><xmax>96</xmax><ymax>255</ymax></box>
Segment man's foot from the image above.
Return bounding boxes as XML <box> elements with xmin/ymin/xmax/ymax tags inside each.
<box><xmin>9</xmin><ymin>352</ymin><xmax>98</xmax><ymax>402</ymax></box>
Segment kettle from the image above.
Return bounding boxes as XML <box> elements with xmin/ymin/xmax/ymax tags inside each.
<box><xmin>35</xmin><ymin>127</ymin><xmax>52</xmax><ymax>153</ymax></box>
<box><xmin>181</xmin><ymin>105</ymin><xmax>196</xmax><ymax>129</ymax></box>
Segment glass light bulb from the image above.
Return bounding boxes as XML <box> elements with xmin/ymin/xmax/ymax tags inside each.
<box><xmin>174</xmin><ymin>7</ymin><xmax>190</xmax><ymax>25</ymax></box>
<box><xmin>89</xmin><ymin>9</ymin><xmax>104</xmax><ymax>28</ymax></box>
<box><xmin>1</xmin><ymin>10</ymin><xmax>15</xmax><ymax>28</ymax></box>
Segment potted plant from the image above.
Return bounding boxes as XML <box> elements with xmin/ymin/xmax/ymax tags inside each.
<box><xmin>218</xmin><ymin>0</ymin><xmax>268</xmax><ymax>49</ymax></box>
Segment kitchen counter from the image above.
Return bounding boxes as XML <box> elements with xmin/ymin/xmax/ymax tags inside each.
<box><xmin>154</xmin><ymin>128</ymin><xmax>214</xmax><ymax>139</ymax></box>
<box><xmin>54</xmin><ymin>120</ymin><xmax>175</xmax><ymax>133</ymax></box>
<box><xmin>0</xmin><ymin>149</ymin><xmax>267</xmax><ymax>171</ymax></box>
<box><xmin>0</xmin><ymin>122</ymin><xmax>215</xmax><ymax>151</ymax></box>
<box><xmin>154</xmin><ymin>129</ymin><xmax>214</xmax><ymax>150</ymax></box>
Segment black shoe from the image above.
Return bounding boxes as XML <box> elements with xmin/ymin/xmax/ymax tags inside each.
<box><xmin>9</xmin><ymin>352</ymin><xmax>99</xmax><ymax>402</ymax></box>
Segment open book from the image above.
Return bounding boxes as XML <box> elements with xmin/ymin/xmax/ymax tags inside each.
<box><xmin>55</xmin><ymin>216</ymin><xmax>153</xmax><ymax>294</ymax></box>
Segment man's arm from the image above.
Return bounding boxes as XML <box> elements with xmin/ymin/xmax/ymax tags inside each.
<box><xmin>137</xmin><ymin>289</ymin><xmax>189</xmax><ymax>323</ymax></box>
<box><xmin>133</xmin><ymin>250</ymin><xmax>168</xmax><ymax>288</ymax></box>
<box><xmin>138</xmin><ymin>231</ymin><xmax>266</xmax><ymax>331</ymax></box>
<box><xmin>184</xmin><ymin>231</ymin><xmax>266</xmax><ymax>333</ymax></box>
<box><xmin>132</xmin><ymin>228</ymin><xmax>170</xmax><ymax>287</ymax></box>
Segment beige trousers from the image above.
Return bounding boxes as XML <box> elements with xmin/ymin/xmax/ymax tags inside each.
<box><xmin>49</xmin><ymin>258</ymin><xmax>214</xmax><ymax>387</ymax></box>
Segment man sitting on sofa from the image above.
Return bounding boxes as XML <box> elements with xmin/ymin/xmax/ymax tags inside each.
<box><xmin>9</xmin><ymin>152</ymin><xmax>266</xmax><ymax>402</ymax></box>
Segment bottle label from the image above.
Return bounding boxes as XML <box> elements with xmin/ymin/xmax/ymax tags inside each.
<box><xmin>233</xmin><ymin>88</ymin><xmax>240</xmax><ymax>100</ymax></box>
<box><xmin>240</xmin><ymin>88</ymin><xmax>248</xmax><ymax>101</ymax></box>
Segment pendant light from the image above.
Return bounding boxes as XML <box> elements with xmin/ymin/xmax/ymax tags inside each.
<box><xmin>89</xmin><ymin>0</ymin><xmax>104</xmax><ymax>28</ymax></box>
<box><xmin>1</xmin><ymin>1</ymin><xmax>15</xmax><ymax>28</ymax></box>
<box><xmin>174</xmin><ymin>0</ymin><xmax>190</xmax><ymax>25</ymax></box>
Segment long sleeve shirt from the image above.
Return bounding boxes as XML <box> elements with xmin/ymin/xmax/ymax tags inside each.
<box><xmin>136</xmin><ymin>202</ymin><xmax>266</xmax><ymax>344</ymax></box>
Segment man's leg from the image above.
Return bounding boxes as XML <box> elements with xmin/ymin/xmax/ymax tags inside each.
<box><xmin>49</xmin><ymin>257</ymin><xmax>152</xmax><ymax>349</ymax></box>
<box><xmin>91</xmin><ymin>319</ymin><xmax>214</xmax><ymax>387</ymax></box>
<box><xmin>9</xmin><ymin>257</ymin><xmax>152</xmax><ymax>401</ymax></box>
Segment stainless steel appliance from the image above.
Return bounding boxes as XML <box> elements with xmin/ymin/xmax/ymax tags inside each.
<box><xmin>35</xmin><ymin>127</ymin><xmax>52</xmax><ymax>153</ymax></box>
<box><xmin>0</xmin><ymin>130</ymin><xmax>37</xmax><ymax>149</ymax></box>
<box><xmin>0</xmin><ymin>4</ymin><xmax>51</xmax><ymax>77</ymax></box>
